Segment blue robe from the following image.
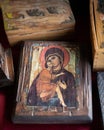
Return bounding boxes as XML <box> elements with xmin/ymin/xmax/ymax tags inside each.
<box><xmin>27</xmin><ymin>68</ymin><xmax>77</xmax><ymax>108</ymax></box>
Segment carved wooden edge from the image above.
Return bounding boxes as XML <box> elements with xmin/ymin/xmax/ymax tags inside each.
<box><xmin>4</xmin><ymin>48</ymin><xmax>14</xmax><ymax>81</ymax></box>
<box><xmin>13</xmin><ymin>41</ymin><xmax>92</xmax><ymax>123</ymax></box>
<box><xmin>0</xmin><ymin>43</ymin><xmax>14</xmax><ymax>86</ymax></box>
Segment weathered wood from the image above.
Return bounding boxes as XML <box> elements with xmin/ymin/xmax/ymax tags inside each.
<box><xmin>90</xmin><ymin>0</ymin><xmax>104</xmax><ymax>70</ymax></box>
<box><xmin>0</xmin><ymin>43</ymin><xmax>14</xmax><ymax>87</ymax></box>
<box><xmin>0</xmin><ymin>0</ymin><xmax>75</xmax><ymax>45</ymax></box>
<box><xmin>13</xmin><ymin>41</ymin><xmax>92</xmax><ymax>124</ymax></box>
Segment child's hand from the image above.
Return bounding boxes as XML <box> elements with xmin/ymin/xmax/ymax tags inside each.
<box><xmin>57</xmin><ymin>80</ymin><xmax>67</xmax><ymax>89</ymax></box>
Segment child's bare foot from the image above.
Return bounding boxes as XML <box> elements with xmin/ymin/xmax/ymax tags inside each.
<box><xmin>61</xmin><ymin>102</ymin><xmax>67</xmax><ymax>107</ymax></box>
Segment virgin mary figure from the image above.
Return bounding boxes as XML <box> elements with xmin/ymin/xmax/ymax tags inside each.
<box><xmin>27</xmin><ymin>46</ymin><xmax>77</xmax><ymax>108</ymax></box>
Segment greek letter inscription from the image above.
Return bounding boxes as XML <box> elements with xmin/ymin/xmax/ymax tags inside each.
<box><xmin>47</xmin><ymin>7</ymin><xmax>59</xmax><ymax>14</ymax></box>
<box><xmin>26</xmin><ymin>9</ymin><xmax>45</xmax><ymax>16</ymax></box>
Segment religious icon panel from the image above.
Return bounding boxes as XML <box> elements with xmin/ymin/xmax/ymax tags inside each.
<box><xmin>13</xmin><ymin>41</ymin><xmax>92</xmax><ymax>124</ymax></box>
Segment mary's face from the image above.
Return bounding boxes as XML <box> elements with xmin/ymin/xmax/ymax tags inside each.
<box><xmin>46</xmin><ymin>55</ymin><xmax>61</xmax><ymax>69</ymax></box>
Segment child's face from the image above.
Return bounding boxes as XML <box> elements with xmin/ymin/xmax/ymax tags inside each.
<box><xmin>46</xmin><ymin>60</ymin><xmax>52</xmax><ymax>68</ymax></box>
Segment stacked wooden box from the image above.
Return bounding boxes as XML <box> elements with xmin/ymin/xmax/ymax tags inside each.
<box><xmin>90</xmin><ymin>0</ymin><xmax>104</xmax><ymax>70</ymax></box>
<box><xmin>0</xmin><ymin>0</ymin><xmax>75</xmax><ymax>45</ymax></box>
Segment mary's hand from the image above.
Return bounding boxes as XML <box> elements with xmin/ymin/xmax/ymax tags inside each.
<box><xmin>57</xmin><ymin>80</ymin><xmax>67</xmax><ymax>89</ymax></box>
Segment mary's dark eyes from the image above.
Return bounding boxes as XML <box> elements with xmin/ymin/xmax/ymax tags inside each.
<box><xmin>51</xmin><ymin>56</ymin><xmax>55</xmax><ymax>60</ymax></box>
<box><xmin>47</xmin><ymin>56</ymin><xmax>57</xmax><ymax>63</ymax></box>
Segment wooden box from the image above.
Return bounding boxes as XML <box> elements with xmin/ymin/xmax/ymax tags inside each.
<box><xmin>13</xmin><ymin>41</ymin><xmax>92</xmax><ymax>124</ymax></box>
<box><xmin>0</xmin><ymin>43</ymin><xmax>14</xmax><ymax>87</ymax></box>
<box><xmin>0</xmin><ymin>0</ymin><xmax>75</xmax><ymax>46</ymax></box>
<box><xmin>90</xmin><ymin>0</ymin><xmax>104</xmax><ymax>70</ymax></box>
